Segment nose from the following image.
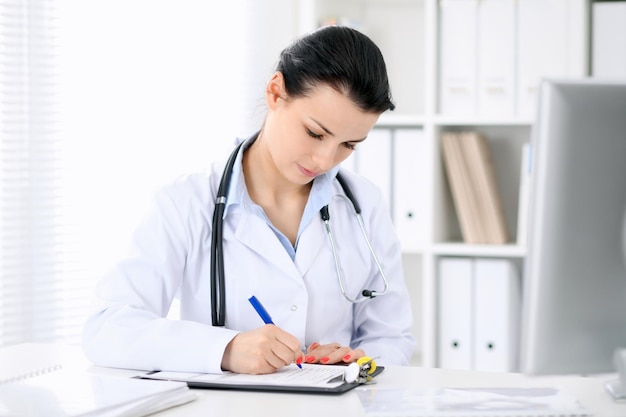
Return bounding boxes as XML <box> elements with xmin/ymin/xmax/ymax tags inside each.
<box><xmin>312</xmin><ymin>142</ymin><xmax>337</xmax><ymax>171</ymax></box>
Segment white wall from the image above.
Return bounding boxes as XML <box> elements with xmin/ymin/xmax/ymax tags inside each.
<box><xmin>57</xmin><ymin>0</ymin><xmax>298</xmax><ymax>272</ymax></box>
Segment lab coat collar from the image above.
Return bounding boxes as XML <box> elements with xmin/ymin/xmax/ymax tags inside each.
<box><xmin>223</xmin><ymin>132</ymin><xmax>257</xmax><ymax>219</ymax></box>
<box><xmin>227</xmin><ymin>204</ymin><xmax>328</xmax><ymax>283</ymax></box>
<box><xmin>229</xmin><ymin>209</ymin><xmax>305</xmax><ymax>283</ymax></box>
<box><xmin>221</xmin><ymin>131</ymin><xmax>340</xmax><ymax>277</ymax></box>
<box><xmin>293</xmin><ymin>213</ymin><xmax>327</xmax><ymax>277</ymax></box>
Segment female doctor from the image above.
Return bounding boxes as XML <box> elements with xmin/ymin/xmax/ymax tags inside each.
<box><xmin>82</xmin><ymin>25</ymin><xmax>415</xmax><ymax>375</ymax></box>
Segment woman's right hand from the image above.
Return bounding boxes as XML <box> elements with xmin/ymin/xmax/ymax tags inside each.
<box><xmin>220</xmin><ymin>325</ymin><xmax>304</xmax><ymax>374</ymax></box>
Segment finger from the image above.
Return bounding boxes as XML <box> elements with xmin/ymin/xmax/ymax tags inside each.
<box><xmin>221</xmin><ymin>333</ymin><xmax>280</xmax><ymax>374</ymax></box>
<box><xmin>272</xmin><ymin>326</ymin><xmax>302</xmax><ymax>353</ymax></box>
<box><xmin>308</xmin><ymin>342</ymin><xmax>342</xmax><ymax>354</ymax></box>
<box><xmin>341</xmin><ymin>348</ymin><xmax>366</xmax><ymax>363</ymax></box>
<box><xmin>268</xmin><ymin>341</ymin><xmax>302</xmax><ymax>368</ymax></box>
<box><xmin>305</xmin><ymin>342</ymin><xmax>338</xmax><ymax>363</ymax></box>
<box><xmin>306</xmin><ymin>342</ymin><xmax>350</xmax><ymax>364</ymax></box>
<box><xmin>266</xmin><ymin>325</ymin><xmax>304</xmax><ymax>367</ymax></box>
<box><xmin>221</xmin><ymin>326</ymin><xmax>301</xmax><ymax>374</ymax></box>
<box><xmin>319</xmin><ymin>346</ymin><xmax>350</xmax><ymax>364</ymax></box>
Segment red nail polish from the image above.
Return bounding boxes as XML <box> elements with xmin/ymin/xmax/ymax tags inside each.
<box><xmin>343</xmin><ymin>354</ymin><xmax>351</xmax><ymax>361</ymax></box>
<box><xmin>296</xmin><ymin>356</ymin><xmax>303</xmax><ymax>365</ymax></box>
<box><xmin>320</xmin><ymin>357</ymin><xmax>329</xmax><ymax>363</ymax></box>
<box><xmin>305</xmin><ymin>356</ymin><xmax>315</xmax><ymax>363</ymax></box>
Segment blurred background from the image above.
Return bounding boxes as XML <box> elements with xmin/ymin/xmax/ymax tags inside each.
<box><xmin>1</xmin><ymin>0</ymin><xmax>624</xmax><ymax>370</ymax></box>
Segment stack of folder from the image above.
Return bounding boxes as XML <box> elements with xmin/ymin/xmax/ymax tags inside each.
<box><xmin>0</xmin><ymin>368</ymin><xmax>195</xmax><ymax>417</ymax></box>
<box><xmin>441</xmin><ymin>131</ymin><xmax>509</xmax><ymax>244</ymax></box>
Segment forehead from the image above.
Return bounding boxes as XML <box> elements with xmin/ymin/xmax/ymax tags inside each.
<box><xmin>290</xmin><ymin>85</ymin><xmax>380</xmax><ymax>138</ymax></box>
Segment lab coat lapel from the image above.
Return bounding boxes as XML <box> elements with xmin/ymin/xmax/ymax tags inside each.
<box><xmin>232</xmin><ymin>213</ymin><xmax>301</xmax><ymax>279</ymax></box>
<box><xmin>294</xmin><ymin>217</ymin><xmax>327</xmax><ymax>277</ymax></box>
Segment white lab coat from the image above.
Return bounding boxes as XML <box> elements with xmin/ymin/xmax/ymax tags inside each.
<box><xmin>82</xmin><ymin>160</ymin><xmax>415</xmax><ymax>374</ymax></box>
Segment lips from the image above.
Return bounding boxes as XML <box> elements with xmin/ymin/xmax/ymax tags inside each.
<box><xmin>298</xmin><ymin>164</ymin><xmax>319</xmax><ymax>178</ymax></box>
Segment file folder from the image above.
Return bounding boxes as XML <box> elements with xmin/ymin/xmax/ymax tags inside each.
<box><xmin>517</xmin><ymin>0</ymin><xmax>569</xmax><ymax>118</ymax></box>
<box><xmin>438</xmin><ymin>257</ymin><xmax>473</xmax><ymax>370</ymax></box>
<box><xmin>473</xmin><ymin>258</ymin><xmax>520</xmax><ymax>372</ymax></box>
<box><xmin>393</xmin><ymin>128</ymin><xmax>430</xmax><ymax>251</ymax></box>
<box><xmin>477</xmin><ymin>0</ymin><xmax>515</xmax><ymax>117</ymax></box>
<box><xmin>439</xmin><ymin>0</ymin><xmax>478</xmax><ymax>115</ymax></box>
<box><xmin>356</xmin><ymin>128</ymin><xmax>392</xmax><ymax>209</ymax></box>
<box><xmin>516</xmin><ymin>143</ymin><xmax>531</xmax><ymax>247</ymax></box>
<box><xmin>592</xmin><ymin>2</ymin><xmax>626</xmax><ymax>78</ymax></box>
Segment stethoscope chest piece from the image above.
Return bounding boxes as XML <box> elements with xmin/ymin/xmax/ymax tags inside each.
<box><xmin>344</xmin><ymin>356</ymin><xmax>378</xmax><ymax>384</ymax></box>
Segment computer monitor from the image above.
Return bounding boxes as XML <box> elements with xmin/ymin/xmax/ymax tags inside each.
<box><xmin>520</xmin><ymin>79</ymin><xmax>626</xmax><ymax>376</ymax></box>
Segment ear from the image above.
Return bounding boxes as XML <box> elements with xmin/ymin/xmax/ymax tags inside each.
<box><xmin>265</xmin><ymin>72</ymin><xmax>286</xmax><ymax>110</ymax></box>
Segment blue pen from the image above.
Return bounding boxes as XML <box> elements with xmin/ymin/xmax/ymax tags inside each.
<box><xmin>248</xmin><ymin>295</ymin><xmax>302</xmax><ymax>369</ymax></box>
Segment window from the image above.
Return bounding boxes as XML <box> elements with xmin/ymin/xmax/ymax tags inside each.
<box><xmin>0</xmin><ymin>0</ymin><xmax>297</xmax><ymax>347</ymax></box>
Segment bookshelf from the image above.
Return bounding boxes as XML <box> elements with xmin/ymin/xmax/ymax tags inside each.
<box><xmin>296</xmin><ymin>0</ymin><xmax>590</xmax><ymax>368</ymax></box>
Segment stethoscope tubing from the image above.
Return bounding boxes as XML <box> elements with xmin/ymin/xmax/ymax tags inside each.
<box><xmin>211</xmin><ymin>138</ymin><xmax>389</xmax><ymax>326</ymax></box>
<box><xmin>323</xmin><ymin>194</ymin><xmax>389</xmax><ymax>302</ymax></box>
<box><xmin>211</xmin><ymin>141</ymin><xmax>244</xmax><ymax>327</ymax></box>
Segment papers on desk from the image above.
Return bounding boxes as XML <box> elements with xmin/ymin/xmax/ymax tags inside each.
<box><xmin>140</xmin><ymin>363</ymin><xmax>384</xmax><ymax>394</ymax></box>
<box><xmin>357</xmin><ymin>387</ymin><xmax>592</xmax><ymax>416</ymax></box>
<box><xmin>0</xmin><ymin>368</ymin><xmax>196</xmax><ymax>417</ymax></box>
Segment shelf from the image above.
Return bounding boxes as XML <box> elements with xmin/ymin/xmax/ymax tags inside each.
<box><xmin>299</xmin><ymin>0</ymin><xmax>589</xmax><ymax>370</ymax></box>
<box><xmin>376</xmin><ymin>114</ymin><xmax>534</xmax><ymax>128</ymax></box>
<box><xmin>432</xmin><ymin>116</ymin><xmax>534</xmax><ymax>126</ymax></box>
<box><xmin>377</xmin><ymin>113</ymin><xmax>426</xmax><ymax>127</ymax></box>
<box><xmin>432</xmin><ymin>243</ymin><xmax>526</xmax><ymax>258</ymax></box>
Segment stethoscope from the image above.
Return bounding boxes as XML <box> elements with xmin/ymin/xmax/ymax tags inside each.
<box><xmin>210</xmin><ymin>137</ymin><xmax>389</xmax><ymax>326</ymax></box>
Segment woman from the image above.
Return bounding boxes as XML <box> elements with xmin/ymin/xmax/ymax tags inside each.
<box><xmin>82</xmin><ymin>25</ymin><xmax>415</xmax><ymax>375</ymax></box>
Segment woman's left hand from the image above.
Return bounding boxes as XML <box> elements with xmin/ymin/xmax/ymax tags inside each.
<box><xmin>304</xmin><ymin>341</ymin><xmax>365</xmax><ymax>365</ymax></box>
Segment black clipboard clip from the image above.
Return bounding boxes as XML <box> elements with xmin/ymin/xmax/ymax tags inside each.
<box><xmin>334</xmin><ymin>356</ymin><xmax>380</xmax><ymax>385</ymax></box>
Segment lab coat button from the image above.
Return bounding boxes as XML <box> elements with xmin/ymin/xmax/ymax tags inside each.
<box><xmin>290</xmin><ymin>305</ymin><xmax>297</xmax><ymax>311</ymax></box>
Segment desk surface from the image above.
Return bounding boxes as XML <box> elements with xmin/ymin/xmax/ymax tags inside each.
<box><xmin>3</xmin><ymin>343</ymin><xmax>626</xmax><ymax>417</ymax></box>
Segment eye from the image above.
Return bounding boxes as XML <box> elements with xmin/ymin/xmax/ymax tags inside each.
<box><xmin>342</xmin><ymin>142</ymin><xmax>357</xmax><ymax>151</ymax></box>
<box><xmin>306</xmin><ymin>128</ymin><xmax>323</xmax><ymax>140</ymax></box>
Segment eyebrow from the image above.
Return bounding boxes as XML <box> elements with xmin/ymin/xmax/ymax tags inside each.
<box><xmin>309</xmin><ymin>117</ymin><xmax>368</xmax><ymax>143</ymax></box>
<box><xmin>309</xmin><ymin>117</ymin><xmax>335</xmax><ymax>136</ymax></box>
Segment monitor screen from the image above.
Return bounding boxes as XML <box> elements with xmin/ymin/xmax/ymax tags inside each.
<box><xmin>520</xmin><ymin>79</ymin><xmax>626</xmax><ymax>375</ymax></box>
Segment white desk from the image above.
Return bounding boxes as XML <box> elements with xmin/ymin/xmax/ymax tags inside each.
<box><xmin>3</xmin><ymin>343</ymin><xmax>626</xmax><ymax>416</ymax></box>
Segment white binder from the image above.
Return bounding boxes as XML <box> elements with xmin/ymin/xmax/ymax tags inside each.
<box><xmin>438</xmin><ymin>257</ymin><xmax>473</xmax><ymax>370</ymax></box>
<box><xmin>516</xmin><ymin>142</ymin><xmax>532</xmax><ymax>247</ymax></box>
<box><xmin>473</xmin><ymin>258</ymin><xmax>521</xmax><ymax>372</ymax></box>
<box><xmin>592</xmin><ymin>2</ymin><xmax>626</xmax><ymax>79</ymax></box>
<box><xmin>356</xmin><ymin>128</ymin><xmax>392</xmax><ymax>210</ymax></box>
<box><xmin>393</xmin><ymin>128</ymin><xmax>430</xmax><ymax>252</ymax></box>
<box><xmin>439</xmin><ymin>0</ymin><xmax>478</xmax><ymax>115</ymax></box>
<box><xmin>517</xmin><ymin>0</ymin><xmax>587</xmax><ymax>118</ymax></box>
<box><xmin>517</xmin><ymin>0</ymin><xmax>564</xmax><ymax>117</ymax></box>
<box><xmin>477</xmin><ymin>0</ymin><xmax>515</xmax><ymax>117</ymax></box>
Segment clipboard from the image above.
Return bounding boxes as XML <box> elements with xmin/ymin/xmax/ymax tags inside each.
<box><xmin>137</xmin><ymin>363</ymin><xmax>384</xmax><ymax>395</ymax></box>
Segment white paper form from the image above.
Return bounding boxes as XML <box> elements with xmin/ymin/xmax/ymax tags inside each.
<box><xmin>145</xmin><ymin>363</ymin><xmax>346</xmax><ymax>389</ymax></box>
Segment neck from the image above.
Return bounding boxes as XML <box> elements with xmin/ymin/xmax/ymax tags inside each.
<box><xmin>242</xmin><ymin>134</ymin><xmax>311</xmax><ymax>206</ymax></box>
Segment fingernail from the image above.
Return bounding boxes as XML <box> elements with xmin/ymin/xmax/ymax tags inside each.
<box><xmin>343</xmin><ymin>354</ymin><xmax>351</xmax><ymax>361</ymax></box>
<box><xmin>308</xmin><ymin>342</ymin><xmax>319</xmax><ymax>350</ymax></box>
<box><xmin>296</xmin><ymin>356</ymin><xmax>303</xmax><ymax>365</ymax></box>
<box><xmin>320</xmin><ymin>357</ymin><xmax>329</xmax><ymax>363</ymax></box>
<box><xmin>305</xmin><ymin>356</ymin><xmax>315</xmax><ymax>363</ymax></box>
